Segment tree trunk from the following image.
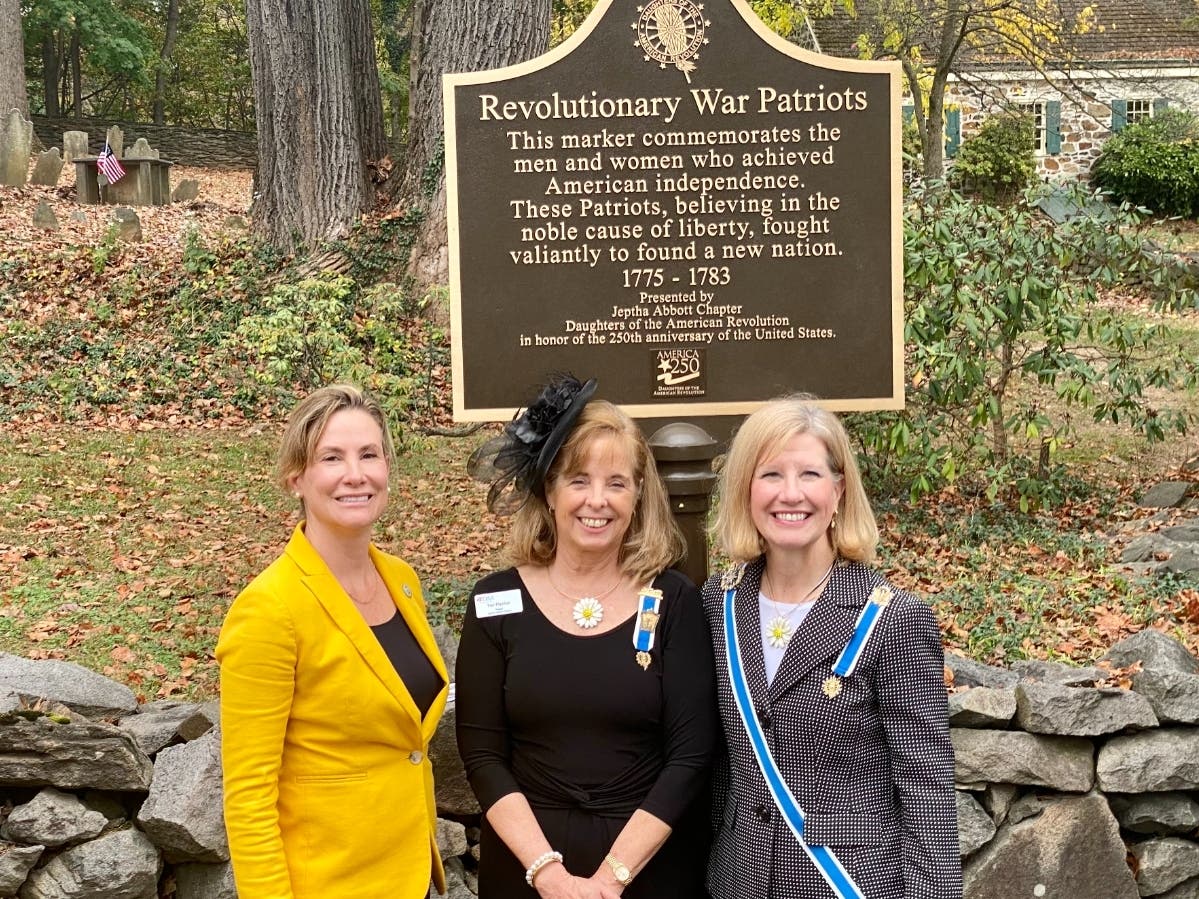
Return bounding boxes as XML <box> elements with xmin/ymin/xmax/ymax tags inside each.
<box><xmin>245</xmin><ymin>0</ymin><xmax>384</xmax><ymax>248</ymax></box>
<box><xmin>0</xmin><ymin>0</ymin><xmax>27</xmax><ymax>117</ymax></box>
<box><xmin>402</xmin><ymin>0</ymin><xmax>552</xmax><ymax>286</ymax></box>
<box><xmin>41</xmin><ymin>36</ymin><xmax>59</xmax><ymax>117</ymax></box>
<box><xmin>70</xmin><ymin>30</ymin><xmax>82</xmax><ymax>118</ymax></box>
<box><xmin>347</xmin><ymin>0</ymin><xmax>388</xmax><ymax>163</ymax></box>
<box><xmin>153</xmin><ymin>0</ymin><xmax>182</xmax><ymax>125</ymax></box>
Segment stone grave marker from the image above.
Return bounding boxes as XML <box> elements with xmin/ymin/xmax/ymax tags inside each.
<box><xmin>125</xmin><ymin>137</ymin><xmax>159</xmax><ymax>160</ymax></box>
<box><xmin>172</xmin><ymin>179</ymin><xmax>200</xmax><ymax>202</ymax></box>
<box><xmin>445</xmin><ymin>0</ymin><xmax>902</xmax><ymax>420</ymax></box>
<box><xmin>33</xmin><ymin>201</ymin><xmax>59</xmax><ymax>230</ymax></box>
<box><xmin>105</xmin><ymin>124</ymin><xmax>124</xmax><ymax>158</ymax></box>
<box><xmin>30</xmin><ymin>148</ymin><xmax>64</xmax><ymax>186</ymax></box>
<box><xmin>63</xmin><ymin>130</ymin><xmax>88</xmax><ymax>163</ymax></box>
<box><xmin>111</xmin><ymin>207</ymin><xmax>142</xmax><ymax>242</ymax></box>
<box><xmin>0</xmin><ymin>107</ymin><xmax>33</xmax><ymax>187</ymax></box>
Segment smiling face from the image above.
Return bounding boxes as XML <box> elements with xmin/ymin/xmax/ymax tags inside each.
<box><xmin>546</xmin><ymin>434</ymin><xmax>639</xmax><ymax>563</ymax></box>
<box><xmin>749</xmin><ymin>431</ymin><xmax>844</xmax><ymax>558</ymax></box>
<box><xmin>289</xmin><ymin>408</ymin><xmax>389</xmax><ymax>540</ymax></box>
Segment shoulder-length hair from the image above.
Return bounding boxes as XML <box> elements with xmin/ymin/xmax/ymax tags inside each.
<box><xmin>505</xmin><ymin>400</ymin><xmax>685</xmax><ymax>584</ymax></box>
<box><xmin>712</xmin><ymin>394</ymin><xmax>878</xmax><ymax>563</ymax></box>
<box><xmin>276</xmin><ymin>384</ymin><xmax>396</xmax><ymax>498</ymax></box>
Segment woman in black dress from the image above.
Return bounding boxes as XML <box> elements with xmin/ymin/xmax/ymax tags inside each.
<box><xmin>457</xmin><ymin>375</ymin><xmax>717</xmax><ymax>899</ymax></box>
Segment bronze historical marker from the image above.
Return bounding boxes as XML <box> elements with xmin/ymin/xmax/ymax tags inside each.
<box><xmin>445</xmin><ymin>0</ymin><xmax>902</xmax><ymax>421</ymax></box>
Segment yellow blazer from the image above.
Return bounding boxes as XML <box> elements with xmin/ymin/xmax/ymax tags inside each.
<box><xmin>218</xmin><ymin>524</ymin><xmax>449</xmax><ymax>899</ymax></box>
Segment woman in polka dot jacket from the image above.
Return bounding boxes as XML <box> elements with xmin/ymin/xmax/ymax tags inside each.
<box><xmin>701</xmin><ymin>396</ymin><xmax>962</xmax><ymax>899</ymax></box>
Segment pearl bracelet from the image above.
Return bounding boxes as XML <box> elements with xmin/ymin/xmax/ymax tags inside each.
<box><xmin>525</xmin><ymin>850</ymin><xmax>564</xmax><ymax>887</ymax></box>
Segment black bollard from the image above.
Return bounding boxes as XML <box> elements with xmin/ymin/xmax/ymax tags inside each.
<box><xmin>649</xmin><ymin>423</ymin><xmax>719</xmax><ymax>588</ymax></box>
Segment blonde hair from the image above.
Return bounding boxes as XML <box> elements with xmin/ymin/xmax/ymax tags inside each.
<box><xmin>505</xmin><ymin>401</ymin><xmax>685</xmax><ymax>584</ymax></box>
<box><xmin>712</xmin><ymin>395</ymin><xmax>878</xmax><ymax>563</ymax></box>
<box><xmin>276</xmin><ymin>384</ymin><xmax>396</xmax><ymax>497</ymax></box>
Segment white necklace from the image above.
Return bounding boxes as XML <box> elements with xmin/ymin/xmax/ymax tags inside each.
<box><xmin>762</xmin><ymin>562</ymin><xmax>835</xmax><ymax>649</ymax></box>
<box><xmin>547</xmin><ymin>569</ymin><xmax>622</xmax><ymax>630</ymax></box>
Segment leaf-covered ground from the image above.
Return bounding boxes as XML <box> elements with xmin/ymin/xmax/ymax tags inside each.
<box><xmin>1</xmin><ymin>167</ymin><xmax>1197</xmax><ymax>700</ymax></box>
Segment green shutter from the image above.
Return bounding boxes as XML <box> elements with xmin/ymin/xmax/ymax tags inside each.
<box><xmin>1046</xmin><ymin>100</ymin><xmax>1062</xmax><ymax>155</ymax></box>
<box><xmin>945</xmin><ymin>107</ymin><xmax>961</xmax><ymax>157</ymax></box>
<box><xmin>1111</xmin><ymin>99</ymin><xmax>1127</xmax><ymax>132</ymax></box>
<box><xmin>1154</xmin><ymin>97</ymin><xmax>1170</xmax><ymax>116</ymax></box>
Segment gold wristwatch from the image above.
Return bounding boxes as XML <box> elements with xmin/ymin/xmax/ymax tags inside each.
<box><xmin>605</xmin><ymin>854</ymin><xmax>633</xmax><ymax>886</ymax></box>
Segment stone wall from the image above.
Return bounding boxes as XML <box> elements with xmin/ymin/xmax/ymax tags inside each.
<box><xmin>29</xmin><ymin>116</ymin><xmax>256</xmax><ymax>169</ymax></box>
<box><xmin>1</xmin><ymin>625</ymin><xmax>1197</xmax><ymax>898</ymax></box>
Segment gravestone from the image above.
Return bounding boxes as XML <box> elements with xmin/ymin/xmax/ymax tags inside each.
<box><xmin>32</xmin><ymin>201</ymin><xmax>58</xmax><ymax>230</ymax></box>
<box><xmin>445</xmin><ymin>0</ymin><xmax>902</xmax><ymax>420</ymax></box>
<box><xmin>172</xmin><ymin>179</ymin><xmax>200</xmax><ymax>202</ymax></box>
<box><xmin>111</xmin><ymin>207</ymin><xmax>142</xmax><ymax>242</ymax></box>
<box><xmin>30</xmin><ymin>148</ymin><xmax>64</xmax><ymax>186</ymax></box>
<box><xmin>63</xmin><ymin>130</ymin><xmax>88</xmax><ymax>163</ymax></box>
<box><xmin>105</xmin><ymin>125</ymin><xmax>124</xmax><ymax>158</ymax></box>
<box><xmin>0</xmin><ymin>107</ymin><xmax>33</xmax><ymax>186</ymax></box>
<box><xmin>125</xmin><ymin>138</ymin><xmax>159</xmax><ymax>160</ymax></box>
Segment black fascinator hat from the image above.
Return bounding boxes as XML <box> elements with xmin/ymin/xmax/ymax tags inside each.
<box><xmin>467</xmin><ymin>374</ymin><xmax>599</xmax><ymax>515</ymax></box>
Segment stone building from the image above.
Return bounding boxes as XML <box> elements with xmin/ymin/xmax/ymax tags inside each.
<box><xmin>807</xmin><ymin>0</ymin><xmax>1199</xmax><ymax>179</ymax></box>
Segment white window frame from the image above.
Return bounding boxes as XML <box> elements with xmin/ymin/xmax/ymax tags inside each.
<box><xmin>1016</xmin><ymin>100</ymin><xmax>1048</xmax><ymax>154</ymax></box>
<box><xmin>1125</xmin><ymin>98</ymin><xmax>1154</xmax><ymax>126</ymax></box>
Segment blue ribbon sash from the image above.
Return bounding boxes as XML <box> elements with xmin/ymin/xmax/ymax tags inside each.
<box><xmin>723</xmin><ymin>586</ymin><xmax>866</xmax><ymax>899</ymax></box>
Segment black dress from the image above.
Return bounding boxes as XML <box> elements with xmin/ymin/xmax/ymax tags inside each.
<box><xmin>456</xmin><ymin>568</ymin><xmax>717</xmax><ymax>898</ymax></box>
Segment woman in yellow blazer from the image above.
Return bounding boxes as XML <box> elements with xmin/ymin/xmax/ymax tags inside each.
<box><xmin>218</xmin><ymin>384</ymin><xmax>449</xmax><ymax>899</ymax></box>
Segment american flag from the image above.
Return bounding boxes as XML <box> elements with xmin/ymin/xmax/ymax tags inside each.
<box><xmin>97</xmin><ymin>141</ymin><xmax>126</xmax><ymax>184</ymax></box>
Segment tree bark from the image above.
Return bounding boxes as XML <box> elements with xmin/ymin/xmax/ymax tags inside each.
<box><xmin>70</xmin><ymin>30</ymin><xmax>82</xmax><ymax>117</ymax></box>
<box><xmin>402</xmin><ymin>0</ymin><xmax>552</xmax><ymax>286</ymax></box>
<box><xmin>245</xmin><ymin>0</ymin><xmax>385</xmax><ymax>248</ymax></box>
<box><xmin>0</xmin><ymin>0</ymin><xmax>28</xmax><ymax>117</ymax></box>
<box><xmin>153</xmin><ymin>0</ymin><xmax>182</xmax><ymax>125</ymax></box>
<box><xmin>41</xmin><ymin>36</ymin><xmax>59</xmax><ymax>117</ymax></box>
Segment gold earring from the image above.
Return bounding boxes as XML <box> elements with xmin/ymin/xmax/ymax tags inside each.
<box><xmin>830</xmin><ymin>511</ymin><xmax>838</xmax><ymax>530</ymax></box>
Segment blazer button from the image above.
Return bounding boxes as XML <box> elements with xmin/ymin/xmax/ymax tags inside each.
<box><xmin>758</xmin><ymin>709</ymin><xmax>772</xmax><ymax>728</ymax></box>
<box><xmin>755</xmin><ymin>803</ymin><xmax>771</xmax><ymax>823</ymax></box>
<box><xmin>409</xmin><ymin>750</ymin><xmax>424</xmax><ymax>764</ymax></box>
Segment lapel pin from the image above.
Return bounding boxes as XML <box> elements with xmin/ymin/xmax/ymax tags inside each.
<box><xmin>636</xmin><ymin>651</ymin><xmax>652</xmax><ymax>670</ymax></box>
<box><xmin>402</xmin><ymin>584</ymin><xmax>413</xmax><ymax>598</ymax></box>
<box><xmin>822</xmin><ymin>675</ymin><xmax>842</xmax><ymax>699</ymax></box>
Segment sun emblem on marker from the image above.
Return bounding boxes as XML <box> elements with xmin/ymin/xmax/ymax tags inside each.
<box><xmin>632</xmin><ymin>0</ymin><xmax>710</xmax><ymax>83</ymax></box>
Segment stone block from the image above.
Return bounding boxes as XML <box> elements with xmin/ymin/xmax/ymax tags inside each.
<box><xmin>124</xmin><ymin>138</ymin><xmax>158</xmax><ymax>160</ymax></box>
<box><xmin>962</xmin><ymin>792</ymin><xmax>1138</xmax><ymax>899</ymax></box>
<box><xmin>1133</xmin><ymin>670</ymin><xmax>1199</xmax><ymax>725</ymax></box>
<box><xmin>1140</xmin><ymin>482</ymin><xmax>1195</xmax><ymax>509</ymax></box>
<box><xmin>1110</xmin><ymin>792</ymin><xmax>1199</xmax><ymax>836</ymax></box>
<box><xmin>18</xmin><ymin>827</ymin><xmax>161</xmax><ymax>899</ymax></box>
<box><xmin>946</xmin><ymin>653</ymin><xmax>1019</xmax><ymax>690</ymax></box>
<box><xmin>1097</xmin><ymin>729</ymin><xmax>1199</xmax><ymax>792</ymax></box>
<box><xmin>1014</xmin><ymin>682</ymin><xmax>1157</xmax><ymax>736</ymax></box>
<box><xmin>1131</xmin><ymin>838</ymin><xmax>1199</xmax><ymax>897</ymax></box>
<box><xmin>111</xmin><ymin>208</ymin><xmax>142</xmax><ymax>243</ymax></box>
<box><xmin>173</xmin><ymin>862</ymin><xmax>236</xmax><ymax>899</ymax></box>
<box><xmin>949</xmin><ymin>687</ymin><xmax>1017</xmax><ymax>729</ymax></box>
<box><xmin>0</xmin><ymin>715</ymin><xmax>153</xmax><ymax>792</ymax></box>
<box><xmin>956</xmin><ymin>791</ymin><xmax>995</xmax><ymax>858</ymax></box>
<box><xmin>105</xmin><ymin>125</ymin><xmax>124</xmax><ymax>159</ymax></box>
<box><xmin>431</xmin><ymin>702</ymin><xmax>479</xmax><ymax>816</ymax></box>
<box><xmin>1</xmin><ymin>787</ymin><xmax>106</xmax><ymax>847</ymax></box>
<box><xmin>117</xmin><ymin>701</ymin><xmax>201</xmax><ymax>757</ymax></box>
<box><xmin>952</xmin><ymin>729</ymin><xmax>1095</xmax><ymax>792</ymax></box>
<box><xmin>136</xmin><ymin>727</ymin><xmax>228</xmax><ymax>862</ymax></box>
<box><xmin>0</xmin><ymin>843</ymin><xmax>44</xmax><ymax>896</ymax></box>
<box><xmin>0</xmin><ymin>653</ymin><xmax>138</xmax><ymax>719</ymax></box>
<box><xmin>1103</xmin><ymin>631</ymin><xmax>1199</xmax><ymax>676</ymax></box>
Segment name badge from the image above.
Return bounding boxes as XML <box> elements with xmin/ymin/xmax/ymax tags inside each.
<box><xmin>474</xmin><ymin>589</ymin><xmax>523</xmax><ymax>618</ymax></box>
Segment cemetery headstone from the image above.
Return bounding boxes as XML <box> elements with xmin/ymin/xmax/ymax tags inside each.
<box><xmin>63</xmin><ymin>130</ymin><xmax>89</xmax><ymax>163</ymax></box>
<box><xmin>0</xmin><ymin>107</ymin><xmax>33</xmax><ymax>187</ymax></box>
<box><xmin>111</xmin><ymin>207</ymin><xmax>142</xmax><ymax>242</ymax></box>
<box><xmin>32</xmin><ymin>201</ymin><xmax>59</xmax><ymax>230</ymax></box>
<box><xmin>445</xmin><ymin>0</ymin><xmax>902</xmax><ymax>420</ymax></box>
<box><xmin>105</xmin><ymin>125</ymin><xmax>124</xmax><ymax>159</ymax></box>
<box><xmin>125</xmin><ymin>138</ymin><xmax>159</xmax><ymax>160</ymax></box>
<box><xmin>30</xmin><ymin>148</ymin><xmax>64</xmax><ymax>186</ymax></box>
<box><xmin>172</xmin><ymin>179</ymin><xmax>201</xmax><ymax>203</ymax></box>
